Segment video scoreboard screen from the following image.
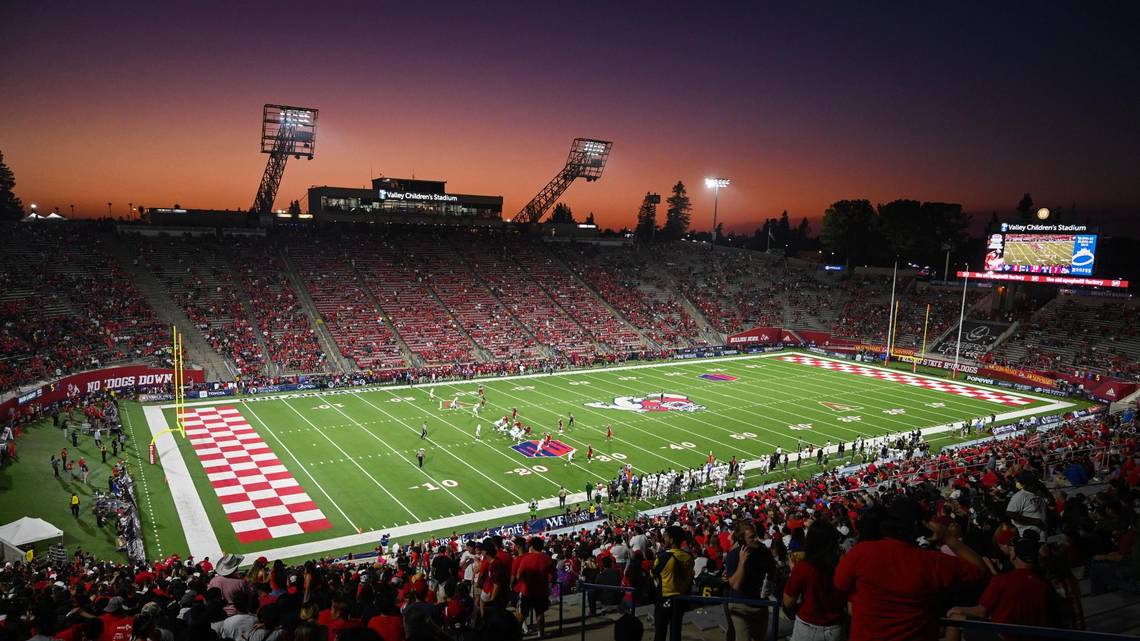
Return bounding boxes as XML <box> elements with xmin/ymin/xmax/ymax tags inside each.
<box><xmin>984</xmin><ymin>223</ymin><xmax>1097</xmax><ymax>276</ymax></box>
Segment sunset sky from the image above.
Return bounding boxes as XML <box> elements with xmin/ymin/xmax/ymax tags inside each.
<box><xmin>2</xmin><ymin>2</ymin><xmax>1137</xmax><ymax>233</ymax></box>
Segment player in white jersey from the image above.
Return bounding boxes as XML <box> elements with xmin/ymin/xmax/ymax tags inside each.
<box><xmin>475</xmin><ymin>423</ymin><xmax>482</xmax><ymax>439</ymax></box>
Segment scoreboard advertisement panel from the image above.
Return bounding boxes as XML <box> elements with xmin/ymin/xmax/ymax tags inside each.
<box><xmin>984</xmin><ymin>223</ymin><xmax>1097</xmax><ymax>276</ymax></box>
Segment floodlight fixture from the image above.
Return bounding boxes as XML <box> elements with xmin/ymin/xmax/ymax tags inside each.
<box><xmin>260</xmin><ymin>104</ymin><xmax>318</xmax><ymax>158</ymax></box>
<box><xmin>252</xmin><ymin>103</ymin><xmax>319</xmax><ymax>216</ymax></box>
<box><xmin>512</xmin><ymin>137</ymin><xmax>613</xmax><ymax>223</ymax></box>
<box><xmin>705</xmin><ymin>177</ymin><xmax>730</xmax><ymax>249</ymax></box>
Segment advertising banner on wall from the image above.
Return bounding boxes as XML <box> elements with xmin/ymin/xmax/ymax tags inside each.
<box><xmin>2</xmin><ymin>365</ymin><xmax>206</xmax><ymax>417</ymax></box>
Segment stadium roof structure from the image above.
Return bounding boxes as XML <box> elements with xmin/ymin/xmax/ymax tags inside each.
<box><xmin>0</xmin><ymin>517</ymin><xmax>63</xmax><ymax>547</ymax></box>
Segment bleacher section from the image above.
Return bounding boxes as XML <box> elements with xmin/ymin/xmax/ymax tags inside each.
<box><xmin>550</xmin><ymin>244</ymin><xmax>702</xmax><ymax>348</ymax></box>
<box><xmin>0</xmin><ymin>224</ymin><xmax>167</xmax><ymax>393</ymax></box>
<box><xmin>992</xmin><ymin>297</ymin><xmax>1140</xmax><ymax>379</ymax></box>
<box><xmin>3</xmin><ymin>222</ymin><xmax>1136</xmax><ymax>390</ymax></box>
<box><xmin>136</xmin><ymin>237</ymin><xmax>266</xmax><ymax>377</ymax></box>
<box><xmin>284</xmin><ymin>238</ymin><xmax>408</xmax><ymax>371</ymax></box>
<box><xmin>230</xmin><ymin>240</ymin><xmax>330</xmax><ymax>375</ymax></box>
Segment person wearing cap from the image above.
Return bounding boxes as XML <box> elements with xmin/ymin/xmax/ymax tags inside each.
<box><xmin>834</xmin><ymin>497</ymin><xmax>987</xmax><ymax>641</ymax></box>
<box><xmin>946</xmin><ymin>534</ymin><xmax>1057</xmax><ymax>641</ymax></box>
<box><xmin>99</xmin><ymin>596</ymin><xmax>133</xmax><ymax>641</ymax></box>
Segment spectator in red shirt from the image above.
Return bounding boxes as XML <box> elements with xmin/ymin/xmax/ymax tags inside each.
<box><xmin>513</xmin><ymin>537</ymin><xmax>555</xmax><ymax>637</ymax></box>
<box><xmin>98</xmin><ymin>596</ymin><xmax>134</xmax><ymax>641</ymax></box>
<box><xmin>834</xmin><ymin>497</ymin><xmax>987</xmax><ymax>641</ymax></box>
<box><xmin>366</xmin><ymin>591</ymin><xmax>406</xmax><ymax>641</ymax></box>
<box><xmin>947</xmin><ymin>535</ymin><xmax>1058</xmax><ymax>641</ymax></box>
<box><xmin>783</xmin><ymin>520</ymin><xmax>847</xmax><ymax>640</ymax></box>
<box><xmin>319</xmin><ymin>597</ymin><xmax>362</xmax><ymax>641</ymax></box>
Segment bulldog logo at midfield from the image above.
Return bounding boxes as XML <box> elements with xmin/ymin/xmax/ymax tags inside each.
<box><xmin>586</xmin><ymin>393</ymin><xmax>705</xmax><ymax>413</ymax></box>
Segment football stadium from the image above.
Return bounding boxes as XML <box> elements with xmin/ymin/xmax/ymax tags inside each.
<box><xmin>2</xmin><ymin>5</ymin><xmax>1140</xmax><ymax>641</ymax></box>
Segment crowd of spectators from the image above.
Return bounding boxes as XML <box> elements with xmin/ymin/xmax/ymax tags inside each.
<box><xmin>134</xmin><ymin>237</ymin><xmax>266</xmax><ymax>377</ymax></box>
<box><xmin>2</xmin><ymin>393</ymin><xmax>1134</xmax><ymax>641</ymax></box>
<box><xmin>0</xmin><ymin>224</ymin><xmax>168</xmax><ymax>394</ymax></box>
<box><xmin>551</xmin><ymin>245</ymin><xmax>702</xmax><ymax>349</ymax></box>
<box><xmin>991</xmin><ymin>297</ymin><xmax>1140</xmax><ymax>381</ymax></box>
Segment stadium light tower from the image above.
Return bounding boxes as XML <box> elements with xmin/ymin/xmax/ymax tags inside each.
<box><xmin>251</xmin><ymin>104</ymin><xmax>318</xmax><ymax>217</ymax></box>
<box><xmin>705</xmin><ymin>177</ymin><xmax>729</xmax><ymax>248</ymax></box>
<box><xmin>512</xmin><ymin>138</ymin><xmax>613</xmax><ymax>224</ymax></box>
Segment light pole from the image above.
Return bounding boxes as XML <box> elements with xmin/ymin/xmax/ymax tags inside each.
<box><xmin>107</xmin><ymin>202</ymin><xmax>112</xmax><ymax>217</ymax></box>
<box><xmin>30</xmin><ymin>204</ymin><xmax>37</xmax><ymax>217</ymax></box>
<box><xmin>704</xmin><ymin>177</ymin><xmax>729</xmax><ymax>249</ymax></box>
<box><xmin>128</xmin><ymin>202</ymin><xmax>133</xmax><ymax>219</ymax></box>
<box><xmin>69</xmin><ymin>204</ymin><xmax>75</xmax><ymax>218</ymax></box>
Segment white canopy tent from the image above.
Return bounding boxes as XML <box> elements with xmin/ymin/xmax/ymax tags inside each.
<box><xmin>0</xmin><ymin>517</ymin><xmax>63</xmax><ymax>547</ymax></box>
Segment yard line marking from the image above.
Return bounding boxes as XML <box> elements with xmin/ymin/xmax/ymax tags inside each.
<box><xmin>280</xmin><ymin>398</ymin><xmax>419</xmax><ymax>519</ymax></box>
<box><xmin>242</xmin><ymin>402</ymin><xmax>358</xmax><ymax>532</ymax></box>
<box><xmin>312</xmin><ymin>394</ymin><xmax>477</xmax><ymax>512</ymax></box>
<box><xmin>346</xmin><ymin>391</ymin><xmax>528</xmax><ymax>502</ymax></box>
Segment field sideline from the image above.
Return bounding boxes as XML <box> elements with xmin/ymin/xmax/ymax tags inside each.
<box><xmin>137</xmin><ymin>350</ymin><xmax>1072</xmax><ymax>563</ymax></box>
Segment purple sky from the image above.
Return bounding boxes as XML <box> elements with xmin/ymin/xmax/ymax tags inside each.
<box><xmin>2</xmin><ymin>2</ymin><xmax>1138</xmax><ymax>232</ymax></box>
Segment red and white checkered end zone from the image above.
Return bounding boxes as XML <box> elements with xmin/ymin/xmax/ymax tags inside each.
<box><xmin>779</xmin><ymin>355</ymin><xmax>1034</xmax><ymax>407</ymax></box>
<box><xmin>182</xmin><ymin>406</ymin><xmax>332</xmax><ymax>543</ymax></box>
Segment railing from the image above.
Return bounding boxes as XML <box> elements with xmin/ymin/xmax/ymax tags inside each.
<box><xmin>575</xmin><ymin>582</ymin><xmax>782</xmax><ymax>641</ymax></box>
<box><xmin>942</xmin><ymin>617</ymin><xmax>1138</xmax><ymax>641</ymax></box>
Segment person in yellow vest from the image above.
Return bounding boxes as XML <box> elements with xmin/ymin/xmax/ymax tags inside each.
<box><xmin>652</xmin><ymin>525</ymin><xmax>694</xmax><ymax>641</ymax></box>
<box><xmin>70</xmin><ymin>493</ymin><xmax>80</xmax><ymax>518</ymax></box>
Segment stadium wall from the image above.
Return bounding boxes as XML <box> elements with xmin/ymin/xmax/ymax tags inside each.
<box><xmin>1</xmin><ymin>365</ymin><xmax>206</xmax><ymax>419</ymax></box>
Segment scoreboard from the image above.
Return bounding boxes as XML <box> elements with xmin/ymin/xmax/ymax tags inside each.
<box><xmin>984</xmin><ymin>223</ymin><xmax>1097</xmax><ymax>276</ymax></box>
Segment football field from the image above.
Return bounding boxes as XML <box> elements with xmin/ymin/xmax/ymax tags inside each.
<box><xmin>1004</xmin><ymin>237</ymin><xmax>1074</xmax><ymax>268</ymax></box>
<box><xmin>130</xmin><ymin>351</ymin><xmax>1071</xmax><ymax>562</ymax></box>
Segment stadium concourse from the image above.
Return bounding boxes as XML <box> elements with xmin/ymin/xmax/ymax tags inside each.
<box><xmin>1</xmin><ymin>220</ymin><xmax>1139</xmax><ymax>641</ymax></box>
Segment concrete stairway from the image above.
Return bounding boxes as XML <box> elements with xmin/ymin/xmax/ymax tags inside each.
<box><xmin>114</xmin><ymin>254</ymin><xmax>233</xmax><ymax>381</ymax></box>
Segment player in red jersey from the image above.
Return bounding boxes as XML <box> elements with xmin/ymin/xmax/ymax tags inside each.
<box><xmin>606</xmin><ymin>424</ymin><xmax>613</xmax><ymax>442</ymax></box>
<box><xmin>512</xmin><ymin>407</ymin><xmax>518</xmax><ymax>421</ymax></box>
<box><xmin>586</xmin><ymin>445</ymin><xmax>594</xmax><ymax>463</ymax></box>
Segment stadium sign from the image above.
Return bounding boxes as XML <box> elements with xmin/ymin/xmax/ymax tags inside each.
<box><xmin>1000</xmin><ymin>223</ymin><xmax>1089</xmax><ymax>233</ymax></box>
<box><xmin>957</xmin><ymin>271</ymin><xmax>1128</xmax><ymax>288</ymax></box>
<box><xmin>586</xmin><ymin>394</ymin><xmax>705</xmax><ymax>412</ymax></box>
<box><xmin>377</xmin><ymin>189</ymin><xmax>459</xmax><ymax>202</ymax></box>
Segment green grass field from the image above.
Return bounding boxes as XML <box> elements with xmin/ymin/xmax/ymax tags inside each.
<box><xmin>1</xmin><ymin>351</ymin><xmax>1080</xmax><ymax>563</ymax></box>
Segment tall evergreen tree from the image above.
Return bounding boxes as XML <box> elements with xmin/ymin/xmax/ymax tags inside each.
<box><xmin>635</xmin><ymin>193</ymin><xmax>658</xmax><ymax>241</ymax></box>
<box><xmin>662</xmin><ymin>181</ymin><xmax>691</xmax><ymax>241</ymax></box>
<box><xmin>1016</xmin><ymin>193</ymin><xmax>1035</xmax><ymax>222</ymax></box>
<box><xmin>0</xmin><ymin>151</ymin><xmax>24</xmax><ymax>221</ymax></box>
<box><xmin>550</xmin><ymin>202</ymin><xmax>575</xmax><ymax>224</ymax></box>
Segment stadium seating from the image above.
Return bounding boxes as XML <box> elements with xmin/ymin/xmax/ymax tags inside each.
<box><xmin>0</xmin><ymin>223</ymin><xmax>167</xmax><ymax>392</ymax></box>
<box><xmin>549</xmin><ymin>243</ymin><xmax>702</xmax><ymax>348</ymax></box>
<box><xmin>352</xmin><ymin>234</ymin><xmax>480</xmax><ymax>365</ymax></box>
<box><xmin>136</xmin><ymin>236</ymin><xmax>266</xmax><ymax>377</ymax></box>
<box><xmin>284</xmin><ymin>237</ymin><xmax>408</xmax><ymax>371</ymax></box>
<box><xmin>230</xmin><ymin>240</ymin><xmax>329</xmax><ymax>374</ymax></box>
<box><xmin>991</xmin><ymin>296</ymin><xmax>1140</xmax><ymax>379</ymax></box>
<box><xmin>457</xmin><ymin>235</ymin><xmax>600</xmax><ymax>360</ymax></box>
